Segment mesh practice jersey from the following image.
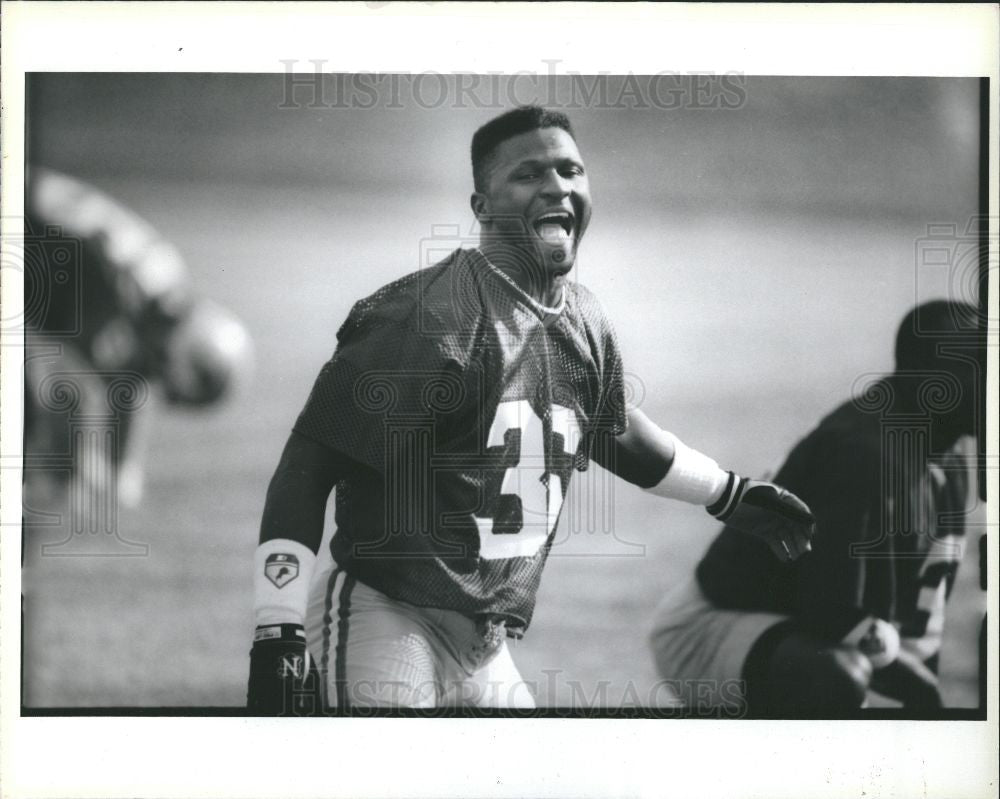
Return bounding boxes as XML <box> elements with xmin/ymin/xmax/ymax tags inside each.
<box><xmin>294</xmin><ymin>248</ymin><xmax>627</xmax><ymax>633</ymax></box>
<box><xmin>696</xmin><ymin>392</ymin><xmax>971</xmax><ymax>662</ymax></box>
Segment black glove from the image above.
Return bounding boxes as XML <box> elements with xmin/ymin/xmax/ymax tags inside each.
<box><xmin>708</xmin><ymin>474</ymin><xmax>816</xmax><ymax>562</ymax></box>
<box><xmin>247</xmin><ymin>623</ymin><xmax>319</xmax><ymax>716</ymax></box>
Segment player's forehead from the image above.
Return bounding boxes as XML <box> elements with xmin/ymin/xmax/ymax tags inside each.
<box><xmin>490</xmin><ymin>127</ymin><xmax>584</xmax><ymax>171</ymax></box>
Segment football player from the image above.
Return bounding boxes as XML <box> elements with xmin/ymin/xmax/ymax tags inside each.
<box><xmin>23</xmin><ymin>167</ymin><xmax>252</xmax><ymax>510</ymax></box>
<box><xmin>650</xmin><ymin>300</ymin><xmax>983</xmax><ymax>716</ymax></box>
<box><xmin>247</xmin><ymin>106</ymin><xmax>816</xmax><ymax>713</ymax></box>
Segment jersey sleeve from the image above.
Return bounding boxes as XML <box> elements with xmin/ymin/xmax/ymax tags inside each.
<box><xmin>594</xmin><ymin>320</ymin><xmax>628</xmax><ymax>437</ymax></box>
<box><xmin>572</xmin><ymin>287</ymin><xmax>628</xmax><ymax>471</ymax></box>
<box><xmin>292</xmin><ymin>307</ymin><xmax>460</xmax><ymax>473</ymax></box>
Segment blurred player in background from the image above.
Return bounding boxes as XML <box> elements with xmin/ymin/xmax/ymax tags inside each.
<box><xmin>650</xmin><ymin>300</ymin><xmax>983</xmax><ymax>716</ymax></box>
<box><xmin>23</xmin><ymin>167</ymin><xmax>253</xmax><ymax>511</ymax></box>
<box><xmin>247</xmin><ymin>106</ymin><xmax>816</xmax><ymax>713</ymax></box>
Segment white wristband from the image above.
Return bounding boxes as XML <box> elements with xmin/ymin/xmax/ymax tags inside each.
<box><xmin>644</xmin><ymin>429</ymin><xmax>730</xmax><ymax>506</ymax></box>
<box><xmin>253</xmin><ymin>538</ymin><xmax>317</xmax><ymax>627</ymax></box>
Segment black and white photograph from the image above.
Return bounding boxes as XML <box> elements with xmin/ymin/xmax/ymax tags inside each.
<box><xmin>1</xmin><ymin>4</ymin><xmax>997</xmax><ymax>798</ymax></box>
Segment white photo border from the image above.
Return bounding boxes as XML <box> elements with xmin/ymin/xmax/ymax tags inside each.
<box><xmin>1</xmin><ymin>3</ymin><xmax>997</xmax><ymax>798</ymax></box>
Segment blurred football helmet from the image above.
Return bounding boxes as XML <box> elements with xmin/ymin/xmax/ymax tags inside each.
<box><xmin>162</xmin><ymin>299</ymin><xmax>253</xmax><ymax>406</ymax></box>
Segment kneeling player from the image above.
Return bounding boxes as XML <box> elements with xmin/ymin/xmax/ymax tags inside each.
<box><xmin>650</xmin><ymin>300</ymin><xmax>982</xmax><ymax>716</ymax></box>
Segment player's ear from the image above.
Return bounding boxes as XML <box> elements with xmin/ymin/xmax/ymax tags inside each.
<box><xmin>470</xmin><ymin>192</ymin><xmax>490</xmax><ymax>223</ymax></box>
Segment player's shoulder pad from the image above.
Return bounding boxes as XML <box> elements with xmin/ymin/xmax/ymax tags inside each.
<box><xmin>563</xmin><ymin>279</ymin><xmax>600</xmax><ymax>306</ymax></box>
<box><xmin>561</xmin><ymin>281</ymin><xmax>622</xmax><ymax>363</ymax></box>
<box><xmin>336</xmin><ymin>249</ymin><xmax>477</xmax><ymax>364</ymax></box>
<box><xmin>563</xmin><ymin>280</ymin><xmax>616</xmax><ymax>328</ymax></box>
<box><xmin>776</xmin><ymin>398</ymin><xmax>882</xmax><ymax>496</ymax></box>
<box><xmin>824</xmin><ymin>399</ymin><xmax>885</xmax><ymax>461</ymax></box>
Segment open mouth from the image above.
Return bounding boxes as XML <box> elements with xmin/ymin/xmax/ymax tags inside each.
<box><xmin>532</xmin><ymin>211</ymin><xmax>574</xmax><ymax>245</ymax></box>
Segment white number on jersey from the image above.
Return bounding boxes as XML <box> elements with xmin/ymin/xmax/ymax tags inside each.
<box><xmin>475</xmin><ymin>400</ymin><xmax>580</xmax><ymax>560</ymax></box>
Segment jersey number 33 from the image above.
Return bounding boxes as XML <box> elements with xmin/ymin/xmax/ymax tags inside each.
<box><xmin>475</xmin><ymin>399</ymin><xmax>580</xmax><ymax>560</ymax></box>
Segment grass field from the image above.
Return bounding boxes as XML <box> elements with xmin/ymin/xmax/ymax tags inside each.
<box><xmin>20</xmin><ymin>177</ymin><xmax>986</xmax><ymax>709</ymax></box>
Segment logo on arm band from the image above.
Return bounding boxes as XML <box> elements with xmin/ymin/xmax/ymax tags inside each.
<box><xmin>264</xmin><ymin>553</ymin><xmax>300</xmax><ymax>588</ymax></box>
<box><xmin>858</xmin><ymin>622</ymin><xmax>887</xmax><ymax>658</ymax></box>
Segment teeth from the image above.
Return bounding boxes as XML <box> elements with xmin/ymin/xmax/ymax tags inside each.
<box><xmin>538</xmin><ymin>223</ymin><xmax>569</xmax><ymax>244</ymax></box>
<box><xmin>536</xmin><ymin>213</ymin><xmax>572</xmax><ymax>241</ymax></box>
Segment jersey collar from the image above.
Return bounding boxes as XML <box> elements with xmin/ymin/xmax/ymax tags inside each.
<box><xmin>469</xmin><ymin>248</ymin><xmax>567</xmax><ymax>324</ymax></box>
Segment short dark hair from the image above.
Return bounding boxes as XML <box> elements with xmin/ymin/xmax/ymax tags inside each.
<box><xmin>894</xmin><ymin>299</ymin><xmax>980</xmax><ymax>371</ymax></box>
<box><xmin>470</xmin><ymin>106</ymin><xmax>576</xmax><ymax>193</ymax></box>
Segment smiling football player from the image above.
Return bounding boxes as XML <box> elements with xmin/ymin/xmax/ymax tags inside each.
<box><xmin>247</xmin><ymin>106</ymin><xmax>816</xmax><ymax>713</ymax></box>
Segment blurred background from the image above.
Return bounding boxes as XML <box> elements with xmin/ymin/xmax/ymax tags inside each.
<box><xmin>20</xmin><ymin>74</ymin><xmax>985</xmax><ymax>707</ymax></box>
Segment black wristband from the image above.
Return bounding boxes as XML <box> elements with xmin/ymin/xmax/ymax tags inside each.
<box><xmin>254</xmin><ymin>623</ymin><xmax>306</xmax><ymax>643</ymax></box>
<box><xmin>706</xmin><ymin>472</ymin><xmax>747</xmax><ymax>521</ymax></box>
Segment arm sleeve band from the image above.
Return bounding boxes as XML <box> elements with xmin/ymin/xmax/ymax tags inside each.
<box><xmin>643</xmin><ymin>429</ymin><xmax>731</xmax><ymax>506</ymax></box>
<box><xmin>253</xmin><ymin>538</ymin><xmax>318</xmax><ymax>627</ymax></box>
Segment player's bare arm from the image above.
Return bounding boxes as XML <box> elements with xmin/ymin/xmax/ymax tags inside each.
<box><xmin>599</xmin><ymin>408</ymin><xmax>815</xmax><ymax>561</ymax></box>
<box><xmin>259</xmin><ymin>431</ymin><xmax>345</xmax><ymax>551</ymax></box>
